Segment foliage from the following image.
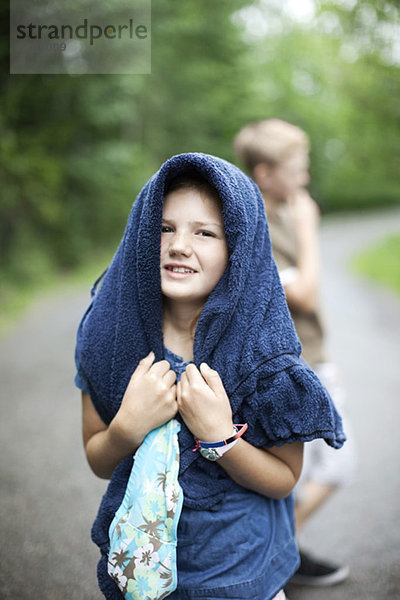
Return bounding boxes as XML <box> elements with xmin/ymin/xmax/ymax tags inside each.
<box><xmin>1</xmin><ymin>0</ymin><xmax>399</xmax><ymax>306</ymax></box>
<box><xmin>232</xmin><ymin>0</ymin><xmax>400</xmax><ymax>210</ymax></box>
<box><xmin>1</xmin><ymin>0</ymin><xmax>250</xmax><ymax>297</ymax></box>
<box><xmin>352</xmin><ymin>232</ymin><xmax>400</xmax><ymax>295</ymax></box>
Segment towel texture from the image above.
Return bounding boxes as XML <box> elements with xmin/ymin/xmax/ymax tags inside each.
<box><xmin>75</xmin><ymin>152</ymin><xmax>345</xmax><ymax>543</ymax></box>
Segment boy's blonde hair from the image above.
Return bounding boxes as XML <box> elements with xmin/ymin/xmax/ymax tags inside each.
<box><xmin>233</xmin><ymin>118</ymin><xmax>309</xmax><ymax>173</ymax></box>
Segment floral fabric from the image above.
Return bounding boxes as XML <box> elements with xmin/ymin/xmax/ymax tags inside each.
<box><xmin>108</xmin><ymin>418</ymin><xmax>184</xmax><ymax>600</ymax></box>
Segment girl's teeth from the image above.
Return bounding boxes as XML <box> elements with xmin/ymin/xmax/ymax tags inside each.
<box><xmin>171</xmin><ymin>267</ymin><xmax>193</xmax><ymax>273</ymax></box>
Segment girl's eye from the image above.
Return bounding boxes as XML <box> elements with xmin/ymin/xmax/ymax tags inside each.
<box><xmin>161</xmin><ymin>225</ymin><xmax>173</xmax><ymax>233</ymax></box>
<box><xmin>197</xmin><ymin>230</ymin><xmax>216</xmax><ymax>238</ymax></box>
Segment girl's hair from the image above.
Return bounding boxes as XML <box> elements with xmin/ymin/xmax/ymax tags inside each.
<box><xmin>165</xmin><ymin>169</ymin><xmax>221</xmax><ymax>207</ymax></box>
<box><xmin>233</xmin><ymin>118</ymin><xmax>309</xmax><ymax>172</ymax></box>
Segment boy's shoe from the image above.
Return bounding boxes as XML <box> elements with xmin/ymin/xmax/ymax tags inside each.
<box><xmin>290</xmin><ymin>551</ymin><xmax>349</xmax><ymax>587</ymax></box>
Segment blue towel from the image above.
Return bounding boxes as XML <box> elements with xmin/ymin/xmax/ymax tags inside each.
<box><xmin>75</xmin><ymin>153</ymin><xmax>345</xmax><ymax>563</ymax></box>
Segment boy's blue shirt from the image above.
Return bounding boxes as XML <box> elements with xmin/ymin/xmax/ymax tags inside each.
<box><xmin>75</xmin><ymin>152</ymin><xmax>345</xmax><ymax>550</ymax></box>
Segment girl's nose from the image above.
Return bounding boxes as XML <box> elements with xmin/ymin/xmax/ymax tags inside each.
<box><xmin>169</xmin><ymin>232</ymin><xmax>192</xmax><ymax>257</ymax></box>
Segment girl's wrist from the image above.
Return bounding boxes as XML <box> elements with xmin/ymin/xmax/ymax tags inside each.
<box><xmin>194</xmin><ymin>424</ymin><xmax>248</xmax><ymax>461</ymax></box>
<box><xmin>194</xmin><ymin>422</ymin><xmax>234</xmax><ymax>444</ymax></box>
<box><xmin>108</xmin><ymin>416</ymin><xmax>145</xmax><ymax>455</ymax></box>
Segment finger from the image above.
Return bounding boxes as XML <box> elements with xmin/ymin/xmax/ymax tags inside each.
<box><xmin>169</xmin><ymin>384</ymin><xmax>178</xmax><ymax>403</ymax></box>
<box><xmin>179</xmin><ymin>371</ymin><xmax>188</xmax><ymax>391</ymax></box>
<box><xmin>184</xmin><ymin>363</ymin><xmax>203</xmax><ymax>385</ymax></box>
<box><xmin>163</xmin><ymin>368</ymin><xmax>177</xmax><ymax>388</ymax></box>
<box><xmin>169</xmin><ymin>396</ymin><xmax>179</xmax><ymax>417</ymax></box>
<box><xmin>176</xmin><ymin>379</ymin><xmax>182</xmax><ymax>403</ymax></box>
<box><xmin>199</xmin><ymin>363</ymin><xmax>226</xmax><ymax>394</ymax></box>
<box><xmin>169</xmin><ymin>386</ymin><xmax>179</xmax><ymax>416</ymax></box>
<box><xmin>176</xmin><ymin>373</ymin><xmax>188</xmax><ymax>401</ymax></box>
<box><xmin>133</xmin><ymin>351</ymin><xmax>155</xmax><ymax>376</ymax></box>
<box><xmin>150</xmin><ymin>359</ymin><xmax>172</xmax><ymax>377</ymax></box>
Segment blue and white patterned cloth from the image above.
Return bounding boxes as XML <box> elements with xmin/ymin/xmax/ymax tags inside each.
<box><xmin>107</xmin><ymin>349</ymin><xmax>188</xmax><ymax>600</ymax></box>
<box><xmin>108</xmin><ymin>418</ymin><xmax>184</xmax><ymax>600</ymax></box>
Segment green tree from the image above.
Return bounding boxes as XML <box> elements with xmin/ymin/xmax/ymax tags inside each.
<box><xmin>1</xmin><ymin>0</ymin><xmax>399</xmax><ymax>309</ymax></box>
<box><xmin>232</xmin><ymin>0</ymin><xmax>400</xmax><ymax>210</ymax></box>
<box><xmin>1</xmin><ymin>0</ymin><xmax>250</xmax><ymax>296</ymax></box>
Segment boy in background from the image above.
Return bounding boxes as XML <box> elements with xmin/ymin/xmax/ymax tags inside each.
<box><xmin>234</xmin><ymin>119</ymin><xmax>356</xmax><ymax>587</ymax></box>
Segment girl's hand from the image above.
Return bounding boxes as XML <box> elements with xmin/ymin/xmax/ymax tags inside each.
<box><xmin>110</xmin><ymin>351</ymin><xmax>177</xmax><ymax>450</ymax></box>
<box><xmin>177</xmin><ymin>363</ymin><xmax>234</xmax><ymax>442</ymax></box>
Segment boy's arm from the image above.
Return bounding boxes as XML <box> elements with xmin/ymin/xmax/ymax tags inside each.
<box><xmin>283</xmin><ymin>189</ymin><xmax>320</xmax><ymax>314</ymax></box>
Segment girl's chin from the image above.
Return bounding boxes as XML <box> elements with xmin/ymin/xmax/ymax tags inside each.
<box><xmin>162</xmin><ymin>291</ymin><xmax>208</xmax><ymax>307</ymax></box>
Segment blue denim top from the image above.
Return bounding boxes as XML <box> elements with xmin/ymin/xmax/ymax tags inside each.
<box><xmin>164</xmin><ymin>348</ymin><xmax>300</xmax><ymax>600</ymax></box>
<box><xmin>76</xmin><ymin>349</ymin><xmax>300</xmax><ymax>600</ymax></box>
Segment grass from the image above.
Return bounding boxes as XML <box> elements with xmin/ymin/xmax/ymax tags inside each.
<box><xmin>352</xmin><ymin>232</ymin><xmax>400</xmax><ymax>296</ymax></box>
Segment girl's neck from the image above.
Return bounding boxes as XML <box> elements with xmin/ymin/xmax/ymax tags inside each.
<box><xmin>162</xmin><ymin>299</ymin><xmax>204</xmax><ymax>361</ymax></box>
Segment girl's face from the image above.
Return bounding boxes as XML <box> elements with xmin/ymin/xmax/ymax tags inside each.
<box><xmin>160</xmin><ymin>187</ymin><xmax>228</xmax><ymax>308</ymax></box>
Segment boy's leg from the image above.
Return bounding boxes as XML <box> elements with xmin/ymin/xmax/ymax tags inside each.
<box><xmin>291</xmin><ymin>362</ymin><xmax>357</xmax><ymax>586</ymax></box>
<box><xmin>295</xmin><ymin>361</ymin><xmax>356</xmax><ymax>529</ymax></box>
<box><xmin>295</xmin><ymin>479</ymin><xmax>336</xmax><ymax>530</ymax></box>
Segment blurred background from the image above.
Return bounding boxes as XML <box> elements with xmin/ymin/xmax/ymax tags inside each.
<box><xmin>1</xmin><ymin>0</ymin><xmax>400</xmax><ymax>315</ymax></box>
<box><xmin>1</xmin><ymin>0</ymin><xmax>399</xmax><ymax>599</ymax></box>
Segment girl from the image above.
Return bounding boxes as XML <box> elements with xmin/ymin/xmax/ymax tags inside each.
<box><xmin>75</xmin><ymin>153</ymin><xmax>345</xmax><ymax>600</ymax></box>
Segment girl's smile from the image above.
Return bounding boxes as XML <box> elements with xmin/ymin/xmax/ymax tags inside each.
<box><xmin>164</xmin><ymin>263</ymin><xmax>198</xmax><ymax>278</ymax></box>
<box><xmin>160</xmin><ymin>186</ymin><xmax>228</xmax><ymax>307</ymax></box>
